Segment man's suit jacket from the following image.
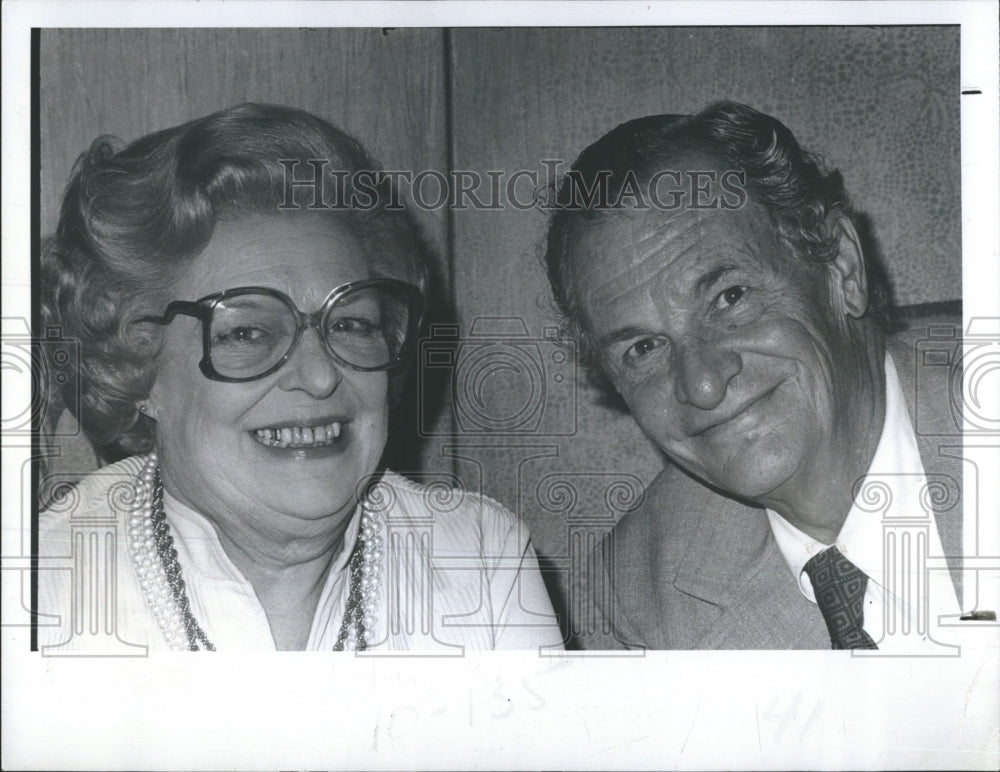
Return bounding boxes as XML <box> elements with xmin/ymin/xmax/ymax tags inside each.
<box><xmin>592</xmin><ymin>311</ymin><xmax>966</xmax><ymax>649</ymax></box>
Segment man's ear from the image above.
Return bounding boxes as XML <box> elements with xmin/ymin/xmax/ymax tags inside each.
<box><xmin>825</xmin><ymin>215</ymin><xmax>868</xmax><ymax>319</ymax></box>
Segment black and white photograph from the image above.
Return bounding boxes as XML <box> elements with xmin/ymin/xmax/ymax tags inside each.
<box><xmin>3</xmin><ymin>1</ymin><xmax>999</xmax><ymax>769</ymax></box>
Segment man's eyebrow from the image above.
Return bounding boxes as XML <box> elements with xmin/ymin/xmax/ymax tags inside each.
<box><xmin>693</xmin><ymin>263</ymin><xmax>741</xmax><ymax>295</ymax></box>
<box><xmin>598</xmin><ymin>325</ymin><xmax>652</xmax><ymax>348</ymax></box>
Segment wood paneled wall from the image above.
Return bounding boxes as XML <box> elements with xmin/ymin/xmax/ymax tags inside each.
<box><xmin>41</xmin><ymin>28</ymin><xmax>448</xmax><ymax>253</ymax></box>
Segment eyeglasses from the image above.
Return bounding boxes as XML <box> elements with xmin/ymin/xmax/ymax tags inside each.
<box><xmin>137</xmin><ymin>279</ymin><xmax>426</xmax><ymax>382</ymax></box>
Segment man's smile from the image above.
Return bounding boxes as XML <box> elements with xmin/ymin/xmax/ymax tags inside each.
<box><xmin>690</xmin><ymin>381</ymin><xmax>784</xmax><ymax>439</ymax></box>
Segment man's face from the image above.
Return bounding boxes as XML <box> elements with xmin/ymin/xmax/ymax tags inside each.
<box><xmin>571</xmin><ymin>197</ymin><xmax>863</xmax><ymax>509</ymax></box>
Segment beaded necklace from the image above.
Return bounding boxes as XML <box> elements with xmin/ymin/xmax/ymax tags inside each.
<box><xmin>127</xmin><ymin>453</ymin><xmax>383</xmax><ymax>651</ymax></box>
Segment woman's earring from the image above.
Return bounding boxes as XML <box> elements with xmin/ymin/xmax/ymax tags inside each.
<box><xmin>137</xmin><ymin>402</ymin><xmax>149</xmax><ymax>414</ymax></box>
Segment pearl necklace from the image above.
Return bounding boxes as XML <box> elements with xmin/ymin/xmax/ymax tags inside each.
<box><xmin>127</xmin><ymin>453</ymin><xmax>383</xmax><ymax>651</ymax></box>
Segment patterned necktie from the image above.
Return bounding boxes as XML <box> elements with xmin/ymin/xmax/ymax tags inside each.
<box><xmin>803</xmin><ymin>546</ymin><xmax>878</xmax><ymax>650</ymax></box>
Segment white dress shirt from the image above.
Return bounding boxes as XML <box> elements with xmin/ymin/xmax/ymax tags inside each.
<box><xmin>767</xmin><ymin>355</ymin><xmax>961</xmax><ymax>653</ymax></box>
<box><xmin>37</xmin><ymin>458</ymin><xmax>564</xmax><ymax>653</ymax></box>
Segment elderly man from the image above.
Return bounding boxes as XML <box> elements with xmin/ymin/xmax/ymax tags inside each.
<box><xmin>544</xmin><ymin>101</ymin><xmax>967</xmax><ymax>650</ymax></box>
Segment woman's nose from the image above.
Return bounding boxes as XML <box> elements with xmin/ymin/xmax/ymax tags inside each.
<box><xmin>277</xmin><ymin>327</ymin><xmax>344</xmax><ymax>397</ymax></box>
<box><xmin>672</xmin><ymin>337</ymin><xmax>742</xmax><ymax>410</ymax></box>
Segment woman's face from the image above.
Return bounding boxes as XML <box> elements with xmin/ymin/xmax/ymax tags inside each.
<box><xmin>146</xmin><ymin>212</ymin><xmax>390</xmax><ymax>544</ymax></box>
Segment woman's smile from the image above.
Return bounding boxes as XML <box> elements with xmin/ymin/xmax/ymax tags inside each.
<box><xmin>252</xmin><ymin>419</ymin><xmax>344</xmax><ymax>449</ymax></box>
<box><xmin>249</xmin><ymin>417</ymin><xmax>354</xmax><ymax>460</ymax></box>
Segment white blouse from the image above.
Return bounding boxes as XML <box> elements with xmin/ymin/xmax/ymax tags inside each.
<box><xmin>37</xmin><ymin>456</ymin><xmax>565</xmax><ymax>653</ymax></box>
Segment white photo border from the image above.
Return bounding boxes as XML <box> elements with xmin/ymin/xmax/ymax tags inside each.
<box><xmin>2</xmin><ymin>2</ymin><xmax>998</xmax><ymax>770</ymax></box>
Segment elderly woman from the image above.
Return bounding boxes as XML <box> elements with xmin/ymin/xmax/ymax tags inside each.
<box><xmin>38</xmin><ymin>103</ymin><xmax>563</xmax><ymax>652</ymax></box>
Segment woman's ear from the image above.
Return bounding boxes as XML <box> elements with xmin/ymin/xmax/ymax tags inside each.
<box><xmin>136</xmin><ymin>399</ymin><xmax>159</xmax><ymax>420</ymax></box>
<box><xmin>826</xmin><ymin>215</ymin><xmax>869</xmax><ymax>319</ymax></box>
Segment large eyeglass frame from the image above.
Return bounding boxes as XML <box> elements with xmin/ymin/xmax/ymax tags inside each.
<box><xmin>137</xmin><ymin>278</ymin><xmax>427</xmax><ymax>383</ymax></box>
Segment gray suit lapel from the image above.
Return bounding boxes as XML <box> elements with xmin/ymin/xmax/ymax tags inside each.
<box><xmin>671</xmin><ymin>492</ymin><xmax>829</xmax><ymax>649</ymax></box>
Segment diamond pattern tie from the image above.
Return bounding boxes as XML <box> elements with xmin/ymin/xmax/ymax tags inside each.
<box><xmin>803</xmin><ymin>546</ymin><xmax>878</xmax><ymax>650</ymax></box>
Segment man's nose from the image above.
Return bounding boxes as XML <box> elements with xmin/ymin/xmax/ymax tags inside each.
<box><xmin>672</xmin><ymin>337</ymin><xmax>742</xmax><ymax>410</ymax></box>
<box><xmin>277</xmin><ymin>327</ymin><xmax>343</xmax><ymax>397</ymax></box>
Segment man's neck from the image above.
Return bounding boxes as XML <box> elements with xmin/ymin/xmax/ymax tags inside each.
<box><xmin>766</xmin><ymin>329</ymin><xmax>887</xmax><ymax>544</ymax></box>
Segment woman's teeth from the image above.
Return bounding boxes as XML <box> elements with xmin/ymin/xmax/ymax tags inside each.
<box><xmin>253</xmin><ymin>422</ymin><xmax>342</xmax><ymax>448</ymax></box>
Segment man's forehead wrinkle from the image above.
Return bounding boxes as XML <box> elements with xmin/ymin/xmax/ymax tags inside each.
<box><xmin>588</xmin><ymin>276</ymin><xmax>654</xmax><ymax>322</ymax></box>
<box><xmin>585</xmin><ymin>213</ymin><xmax>706</xmax><ymax>308</ymax></box>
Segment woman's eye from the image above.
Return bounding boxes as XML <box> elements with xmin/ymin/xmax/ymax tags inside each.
<box><xmin>329</xmin><ymin>316</ymin><xmax>380</xmax><ymax>335</ymax></box>
<box><xmin>716</xmin><ymin>285</ymin><xmax>748</xmax><ymax>309</ymax></box>
<box><xmin>214</xmin><ymin>326</ymin><xmax>270</xmax><ymax>346</ymax></box>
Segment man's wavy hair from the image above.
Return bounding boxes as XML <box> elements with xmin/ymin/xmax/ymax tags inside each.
<box><xmin>543</xmin><ymin>100</ymin><xmax>892</xmax><ymax>386</ymax></box>
<box><xmin>41</xmin><ymin>102</ymin><xmax>428</xmax><ymax>460</ymax></box>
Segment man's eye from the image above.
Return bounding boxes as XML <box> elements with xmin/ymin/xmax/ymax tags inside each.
<box><xmin>623</xmin><ymin>337</ymin><xmax>664</xmax><ymax>363</ymax></box>
<box><xmin>716</xmin><ymin>285</ymin><xmax>748</xmax><ymax>309</ymax></box>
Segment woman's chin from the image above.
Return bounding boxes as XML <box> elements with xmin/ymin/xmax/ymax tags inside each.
<box><xmin>238</xmin><ymin>444</ymin><xmax>379</xmax><ymax>520</ymax></box>
<box><xmin>246</xmin><ymin>482</ymin><xmax>362</xmax><ymax>521</ymax></box>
